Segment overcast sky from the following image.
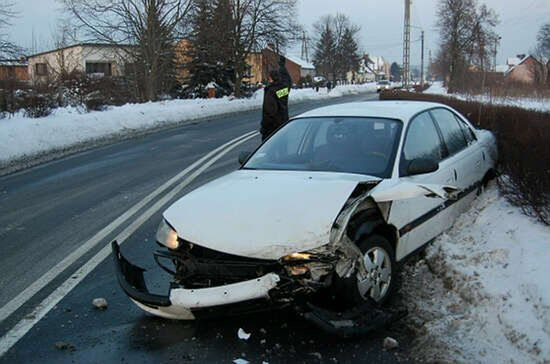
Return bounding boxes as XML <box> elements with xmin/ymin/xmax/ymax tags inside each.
<box><xmin>5</xmin><ymin>0</ymin><xmax>550</xmax><ymax>65</ymax></box>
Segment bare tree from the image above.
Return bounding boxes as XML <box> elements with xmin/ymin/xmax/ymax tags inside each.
<box><xmin>62</xmin><ymin>0</ymin><xmax>193</xmax><ymax>101</ymax></box>
<box><xmin>435</xmin><ymin>0</ymin><xmax>498</xmax><ymax>92</ymax></box>
<box><xmin>0</xmin><ymin>1</ymin><xmax>23</xmax><ymax>58</ymax></box>
<box><xmin>230</xmin><ymin>0</ymin><xmax>298</xmax><ymax>97</ymax></box>
<box><xmin>48</xmin><ymin>18</ymin><xmax>82</xmax><ymax>81</ymax></box>
<box><xmin>536</xmin><ymin>22</ymin><xmax>550</xmax><ymax>58</ymax></box>
<box><xmin>535</xmin><ymin>22</ymin><xmax>550</xmax><ymax>86</ymax></box>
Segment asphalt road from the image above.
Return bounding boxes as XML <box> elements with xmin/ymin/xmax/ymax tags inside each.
<box><xmin>0</xmin><ymin>91</ymin><xmax>411</xmax><ymax>363</ymax></box>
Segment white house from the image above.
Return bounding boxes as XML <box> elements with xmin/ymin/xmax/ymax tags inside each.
<box><xmin>27</xmin><ymin>43</ymin><xmax>134</xmax><ymax>84</ymax></box>
<box><xmin>359</xmin><ymin>54</ymin><xmax>390</xmax><ymax>82</ymax></box>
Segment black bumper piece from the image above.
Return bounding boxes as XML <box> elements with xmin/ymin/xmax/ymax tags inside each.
<box><xmin>297</xmin><ymin>302</ymin><xmax>407</xmax><ymax>338</ymax></box>
<box><xmin>111</xmin><ymin>241</ymin><xmax>171</xmax><ymax>307</ymax></box>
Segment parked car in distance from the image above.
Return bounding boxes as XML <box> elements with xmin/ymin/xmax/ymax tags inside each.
<box><xmin>113</xmin><ymin>101</ymin><xmax>497</xmax><ymax>324</ymax></box>
<box><xmin>377</xmin><ymin>80</ymin><xmax>391</xmax><ymax>92</ymax></box>
<box><xmin>313</xmin><ymin>76</ymin><xmax>327</xmax><ymax>83</ymax></box>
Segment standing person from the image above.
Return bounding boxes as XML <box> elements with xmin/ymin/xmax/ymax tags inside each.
<box><xmin>260</xmin><ymin>55</ymin><xmax>291</xmax><ymax>142</ymax></box>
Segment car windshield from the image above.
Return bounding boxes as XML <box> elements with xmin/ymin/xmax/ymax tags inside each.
<box><xmin>378</xmin><ymin>81</ymin><xmax>389</xmax><ymax>85</ymax></box>
<box><xmin>244</xmin><ymin>117</ymin><xmax>403</xmax><ymax>178</ymax></box>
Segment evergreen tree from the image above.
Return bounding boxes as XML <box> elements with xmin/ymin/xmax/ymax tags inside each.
<box><xmin>313</xmin><ymin>14</ymin><xmax>361</xmax><ymax>82</ymax></box>
<box><xmin>185</xmin><ymin>0</ymin><xmax>234</xmax><ymax>97</ymax></box>
<box><xmin>210</xmin><ymin>0</ymin><xmax>235</xmax><ymax>93</ymax></box>
<box><xmin>313</xmin><ymin>23</ymin><xmax>336</xmax><ymax>80</ymax></box>
<box><xmin>185</xmin><ymin>0</ymin><xmax>216</xmax><ymax>97</ymax></box>
<box><xmin>390</xmin><ymin>62</ymin><xmax>402</xmax><ymax>81</ymax></box>
<box><xmin>338</xmin><ymin>26</ymin><xmax>361</xmax><ymax>81</ymax></box>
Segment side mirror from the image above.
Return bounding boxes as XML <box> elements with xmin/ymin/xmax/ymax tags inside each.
<box><xmin>407</xmin><ymin>158</ymin><xmax>439</xmax><ymax>176</ymax></box>
<box><xmin>238</xmin><ymin>151</ymin><xmax>251</xmax><ymax>165</ymax></box>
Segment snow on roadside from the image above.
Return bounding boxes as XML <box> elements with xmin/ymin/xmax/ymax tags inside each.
<box><xmin>424</xmin><ymin>81</ymin><xmax>448</xmax><ymax>96</ymax></box>
<box><xmin>424</xmin><ymin>81</ymin><xmax>550</xmax><ymax>113</ymax></box>
<box><xmin>0</xmin><ymin>83</ymin><xmax>376</xmax><ymax>167</ymax></box>
<box><xmin>402</xmin><ymin>184</ymin><xmax>550</xmax><ymax>363</ymax></box>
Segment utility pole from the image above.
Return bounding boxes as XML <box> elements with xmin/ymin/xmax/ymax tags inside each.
<box><xmin>403</xmin><ymin>0</ymin><xmax>411</xmax><ymax>88</ymax></box>
<box><xmin>301</xmin><ymin>31</ymin><xmax>310</xmax><ymax>62</ymax></box>
<box><xmin>428</xmin><ymin>49</ymin><xmax>432</xmax><ymax>81</ymax></box>
<box><xmin>493</xmin><ymin>36</ymin><xmax>501</xmax><ymax>71</ymax></box>
<box><xmin>420</xmin><ymin>30</ymin><xmax>425</xmax><ymax>88</ymax></box>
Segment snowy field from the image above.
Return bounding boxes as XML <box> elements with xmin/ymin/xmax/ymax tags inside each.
<box><xmin>425</xmin><ymin>81</ymin><xmax>550</xmax><ymax>112</ymax></box>
<box><xmin>402</xmin><ymin>184</ymin><xmax>550</xmax><ymax>363</ymax></box>
<box><xmin>0</xmin><ymin>83</ymin><xmax>377</xmax><ymax>167</ymax></box>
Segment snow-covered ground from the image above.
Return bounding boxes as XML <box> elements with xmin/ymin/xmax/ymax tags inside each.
<box><xmin>425</xmin><ymin>81</ymin><xmax>550</xmax><ymax>112</ymax></box>
<box><xmin>0</xmin><ymin>83</ymin><xmax>377</xmax><ymax>167</ymax></box>
<box><xmin>402</xmin><ymin>183</ymin><xmax>550</xmax><ymax>363</ymax></box>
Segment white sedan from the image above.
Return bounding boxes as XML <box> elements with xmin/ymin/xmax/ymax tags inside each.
<box><xmin>113</xmin><ymin>101</ymin><xmax>497</xmax><ymax>323</ymax></box>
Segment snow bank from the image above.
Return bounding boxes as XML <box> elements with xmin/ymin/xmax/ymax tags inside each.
<box><xmin>424</xmin><ymin>81</ymin><xmax>448</xmax><ymax>95</ymax></box>
<box><xmin>403</xmin><ymin>184</ymin><xmax>550</xmax><ymax>363</ymax></box>
<box><xmin>424</xmin><ymin>81</ymin><xmax>550</xmax><ymax>112</ymax></box>
<box><xmin>0</xmin><ymin>83</ymin><xmax>377</xmax><ymax>167</ymax></box>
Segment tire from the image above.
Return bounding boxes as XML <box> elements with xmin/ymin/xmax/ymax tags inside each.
<box><xmin>335</xmin><ymin>234</ymin><xmax>398</xmax><ymax>307</ymax></box>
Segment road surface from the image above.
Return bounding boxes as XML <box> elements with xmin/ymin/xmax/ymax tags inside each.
<box><xmin>0</xmin><ymin>91</ymin><xmax>411</xmax><ymax>363</ymax></box>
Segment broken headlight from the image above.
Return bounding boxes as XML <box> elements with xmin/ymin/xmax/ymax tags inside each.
<box><xmin>156</xmin><ymin>219</ymin><xmax>179</xmax><ymax>250</ymax></box>
<box><xmin>282</xmin><ymin>252</ymin><xmax>313</xmax><ymax>261</ymax></box>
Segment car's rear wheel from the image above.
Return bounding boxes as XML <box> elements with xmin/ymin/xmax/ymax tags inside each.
<box><xmin>336</xmin><ymin>235</ymin><xmax>397</xmax><ymax>307</ymax></box>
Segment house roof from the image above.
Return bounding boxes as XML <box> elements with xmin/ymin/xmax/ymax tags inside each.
<box><xmin>506</xmin><ymin>57</ymin><xmax>522</xmax><ymax>66</ymax></box>
<box><xmin>284</xmin><ymin>54</ymin><xmax>315</xmax><ymax>70</ymax></box>
<box><xmin>27</xmin><ymin>43</ymin><xmax>134</xmax><ymax>58</ymax></box>
<box><xmin>495</xmin><ymin>64</ymin><xmax>509</xmax><ymax>73</ymax></box>
<box><xmin>0</xmin><ymin>59</ymin><xmax>27</xmax><ymax>66</ymax></box>
<box><xmin>504</xmin><ymin>55</ymin><xmax>540</xmax><ymax>76</ymax></box>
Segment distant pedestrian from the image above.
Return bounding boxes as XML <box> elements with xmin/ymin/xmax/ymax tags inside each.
<box><xmin>327</xmin><ymin>80</ymin><xmax>333</xmax><ymax>92</ymax></box>
<box><xmin>260</xmin><ymin>55</ymin><xmax>291</xmax><ymax>142</ymax></box>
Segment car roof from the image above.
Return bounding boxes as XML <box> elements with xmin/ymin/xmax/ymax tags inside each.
<box><xmin>295</xmin><ymin>101</ymin><xmax>447</xmax><ymax>123</ymax></box>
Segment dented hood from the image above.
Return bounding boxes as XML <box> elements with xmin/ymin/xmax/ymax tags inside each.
<box><xmin>163</xmin><ymin>170</ymin><xmax>380</xmax><ymax>259</ymax></box>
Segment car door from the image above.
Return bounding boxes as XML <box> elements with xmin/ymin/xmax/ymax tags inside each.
<box><xmin>392</xmin><ymin>111</ymin><xmax>453</xmax><ymax>260</ymax></box>
<box><xmin>429</xmin><ymin>108</ymin><xmax>481</xmax><ymax>218</ymax></box>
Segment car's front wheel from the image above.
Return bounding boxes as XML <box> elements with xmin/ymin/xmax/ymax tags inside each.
<box><xmin>337</xmin><ymin>235</ymin><xmax>397</xmax><ymax>306</ymax></box>
<box><xmin>357</xmin><ymin>237</ymin><xmax>394</xmax><ymax>303</ymax></box>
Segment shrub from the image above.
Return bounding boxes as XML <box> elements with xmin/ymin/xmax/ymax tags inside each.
<box><xmin>21</xmin><ymin>93</ymin><xmax>53</xmax><ymax>118</ymax></box>
<box><xmin>380</xmin><ymin>89</ymin><xmax>550</xmax><ymax>225</ymax></box>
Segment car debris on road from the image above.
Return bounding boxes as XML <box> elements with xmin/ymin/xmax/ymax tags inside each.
<box><xmin>92</xmin><ymin>297</ymin><xmax>108</xmax><ymax>310</ymax></box>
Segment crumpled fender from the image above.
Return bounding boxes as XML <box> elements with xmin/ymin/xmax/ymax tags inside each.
<box><xmin>327</xmin><ymin>179</ymin><xmax>460</xmax><ymax>279</ymax></box>
<box><xmin>370</xmin><ymin>180</ymin><xmax>460</xmax><ymax>202</ymax></box>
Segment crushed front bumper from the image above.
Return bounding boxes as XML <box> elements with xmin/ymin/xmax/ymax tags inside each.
<box><xmin>112</xmin><ymin>241</ymin><xmax>282</xmax><ymax>320</ymax></box>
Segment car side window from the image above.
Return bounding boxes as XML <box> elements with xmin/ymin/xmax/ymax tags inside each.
<box><xmin>454</xmin><ymin>114</ymin><xmax>476</xmax><ymax>144</ymax></box>
<box><xmin>430</xmin><ymin>109</ymin><xmax>468</xmax><ymax>155</ymax></box>
<box><xmin>402</xmin><ymin>111</ymin><xmax>443</xmax><ymax>163</ymax></box>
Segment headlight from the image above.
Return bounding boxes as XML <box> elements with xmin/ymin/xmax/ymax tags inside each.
<box><xmin>156</xmin><ymin>219</ymin><xmax>179</xmax><ymax>250</ymax></box>
<box><xmin>281</xmin><ymin>252</ymin><xmax>313</xmax><ymax>262</ymax></box>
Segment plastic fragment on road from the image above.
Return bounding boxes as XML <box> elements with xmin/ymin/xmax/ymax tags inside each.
<box><xmin>237</xmin><ymin>328</ymin><xmax>251</xmax><ymax>340</ymax></box>
<box><xmin>233</xmin><ymin>359</ymin><xmax>249</xmax><ymax>364</ymax></box>
<box><xmin>383</xmin><ymin>337</ymin><xmax>399</xmax><ymax>350</ymax></box>
<box><xmin>92</xmin><ymin>298</ymin><xmax>108</xmax><ymax>309</ymax></box>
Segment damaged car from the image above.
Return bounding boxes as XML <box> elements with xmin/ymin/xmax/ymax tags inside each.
<box><xmin>112</xmin><ymin>101</ymin><xmax>497</xmax><ymax>328</ymax></box>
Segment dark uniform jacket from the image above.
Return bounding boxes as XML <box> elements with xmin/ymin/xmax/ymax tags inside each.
<box><xmin>261</xmin><ymin>57</ymin><xmax>292</xmax><ymax>141</ymax></box>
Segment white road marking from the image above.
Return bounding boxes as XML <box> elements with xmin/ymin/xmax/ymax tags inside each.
<box><xmin>0</xmin><ymin>131</ymin><xmax>259</xmax><ymax>357</ymax></box>
<box><xmin>0</xmin><ymin>130</ymin><xmax>257</xmax><ymax>324</ymax></box>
